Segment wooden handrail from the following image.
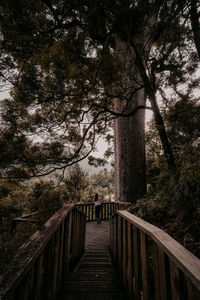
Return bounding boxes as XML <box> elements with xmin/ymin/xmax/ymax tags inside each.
<box><xmin>110</xmin><ymin>210</ymin><xmax>200</xmax><ymax>300</ymax></box>
<box><xmin>76</xmin><ymin>201</ymin><xmax>131</xmax><ymax>221</ymax></box>
<box><xmin>0</xmin><ymin>205</ymin><xmax>86</xmax><ymax>300</ymax></box>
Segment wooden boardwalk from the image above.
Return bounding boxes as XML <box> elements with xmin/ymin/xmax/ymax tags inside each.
<box><xmin>62</xmin><ymin>221</ymin><xmax>128</xmax><ymax>300</ymax></box>
<box><xmin>1</xmin><ymin>204</ymin><xmax>200</xmax><ymax>300</ymax></box>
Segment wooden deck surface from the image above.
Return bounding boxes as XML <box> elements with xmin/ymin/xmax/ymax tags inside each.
<box><xmin>62</xmin><ymin>221</ymin><xmax>128</xmax><ymax>300</ymax></box>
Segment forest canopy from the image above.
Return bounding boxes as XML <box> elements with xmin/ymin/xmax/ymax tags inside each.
<box><xmin>0</xmin><ymin>0</ymin><xmax>199</xmax><ymax>179</ymax></box>
<box><xmin>0</xmin><ymin>0</ymin><xmax>200</xmax><ymax>266</ymax></box>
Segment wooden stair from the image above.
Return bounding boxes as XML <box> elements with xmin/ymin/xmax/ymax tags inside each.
<box><xmin>62</xmin><ymin>222</ymin><xmax>127</xmax><ymax>300</ymax></box>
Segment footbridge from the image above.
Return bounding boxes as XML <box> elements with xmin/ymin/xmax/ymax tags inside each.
<box><xmin>0</xmin><ymin>202</ymin><xmax>200</xmax><ymax>300</ymax></box>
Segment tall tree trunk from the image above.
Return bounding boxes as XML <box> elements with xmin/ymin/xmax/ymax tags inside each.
<box><xmin>190</xmin><ymin>0</ymin><xmax>200</xmax><ymax>60</ymax></box>
<box><xmin>113</xmin><ymin>40</ymin><xmax>147</xmax><ymax>203</ymax></box>
<box><xmin>149</xmin><ymin>91</ymin><xmax>176</xmax><ymax>172</ymax></box>
<box><xmin>114</xmin><ymin>88</ymin><xmax>146</xmax><ymax>203</ymax></box>
<box><xmin>133</xmin><ymin>45</ymin><xmax>176</xmax><ymax>173</ymax></box>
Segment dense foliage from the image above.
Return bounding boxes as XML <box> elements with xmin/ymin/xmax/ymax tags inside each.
<box><xmin>131</xmin><ymin>97</ymin><xmax>200</xmax><ymax>257</ymax></box>
<box><xmin>0</xmin><ymin>0</ymin><xmax>199</xmax><ymax>261</ymax></box>
<box><xmin>0</xmin><ymin>166</ymin><xmax>114</xmax><ymax>272</ymax></box>
<box><xmin>0</xmin><ymin>0</ymin><xmax>199</xmax><ymax>178</ymax></box>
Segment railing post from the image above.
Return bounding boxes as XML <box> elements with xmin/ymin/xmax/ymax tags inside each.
<box><xmin>65</xmin><ymin>211</ymin><xmax>72</xmax><ymax>273</ymax></box>
<box><xmin>140</xmin><ymin>232</ymin><xmax>150</xmax><ymax>300</ymax></box>
<box><xmin>109</xmin><ymin>217</ymin><xmax>113</xmax><ymax>254</ymax></box>
<box><xmin>0</xmin><ymin>205</ymin><xmax>87</xmax><ymax>300</ymax></box>
<box><xmin>133</xmin><ymin>227</ymin><xmax>140</xmax><ymax>300</ymax></box>
<box><xmin>15</xmin><ymin>275</ymin><xmax>29</xmax><ymax>300</ymax></box>
<box><xmin>109</xmin><ymin>210</ymin><xmax>200</xmax><ymax>300</ymax></box>
<box><xmin>187</xmin><ymin>280</ymin><xmax>199</xmax><ymax>299</ymax></box>
<box><xmin>43</xmin><ymin>241</ymin><xmax>53</xmax><ymax>299</ymax></box>
<box><xmin>33</xmin><ymin>253</ymin><xmax>44</xmax><ymax>300</ymax></box>
<box><xmin>169</xmin><ymin>260</ymin><xmax>181</xmax><ymax>300</ymax></box>
<box><xmin>152</xmin><ymin>242</ymin><xmax>161</xmax><ymax>300</ymax></box>
<box><xmin>112</xmin><ymin>215</ymin><xmax>118</xmax><ymax>263</ymax></box>
<box><xmin>157</xmin><ymin>248</ymin><xmax>169</xmax><ymax>300</ymax></box>
<box><xmin>127</xmin><ymin>222</ymin><xmax>133</xmax><ymax>298</ymax></box>
<box><xmin>57</xmin><ymin>222</ymin><xmax>65</xmax><ymax>297</ymax></box>
<box><xmin>117</xmin><ymin>215</ymin><xmax>122</xmax><ymax>269</ymax></box>
<box><xmin>122</xmin><ymin>218</ymin><xmax>127</xmax><ymax>287</ymax></box>
<box><xmin>52</xmin><ymin>230</ymin><xmax>60</xmax><ymax>299</ymax></box>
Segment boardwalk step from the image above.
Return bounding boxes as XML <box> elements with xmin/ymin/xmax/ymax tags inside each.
<box><xmin>82</xmin><ymin>255</ymin><xmax>111</xmax><ymax>259</ymax></box>
<box><xmin>64</xmin><ymin>280</ymin><xmax>119</xmax><ymax>290</ymax></box>
<box><xmin>63</xmin><ymin>288</ymin><xmax>124</xmax><ymax>297</ymax></box>
<box><xmin>62</xmin><ymin>221</ymin><xmax>127</xmax><ymax>300</ymax></box>
<box><xmin>66</xmin><ymin>272</ymin><xmax>115</xmax><ymax>281</ymax></box>
<box><xmin>63</xmin><ymin>294</ymin><xmax>125</xmax><ymax>300</ymax></box>
<box><xmin>83</xmin><ymin>251</ymin><xmax>110</xmax><ymax>255</ymax></box>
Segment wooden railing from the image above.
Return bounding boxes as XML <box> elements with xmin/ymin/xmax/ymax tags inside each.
<box><xmin>0</xmin><ymin>205</ymin><xmax>86</xmax><ymax>300</ymax></box>
<box><xmin>109</xmin><ymin>210</ymin><xmax>200</xmax><ymax>300</ymax></box>
<box><xmin>76</xmin><ymin>201</ymin><xmax>131</xmax><ymax>221</ymax></box>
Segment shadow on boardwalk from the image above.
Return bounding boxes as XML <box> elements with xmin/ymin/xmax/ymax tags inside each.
<box><xmin>62</xmin><ymin>221</ymin><xmax>128</xmax><ymax>300</ymax></box>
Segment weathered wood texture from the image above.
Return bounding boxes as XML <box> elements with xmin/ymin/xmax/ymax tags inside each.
<box><xmin>109</xmin><ymin>210</ymin><xmax>200</xmax><ymax>300</ymax></box>
<box><xmin>0</xmin><ymin>205</ymin><xmax>86</xmax><ymax>300</ymax></box>
<box><xmin>62</xmin><ymin>221</ymin><xmax>128</xmax><ymax>300</ymax></box>
<box><xmin>76</xmin><ymin>201</ymin><xmax>131</xmax><ymax>221</ymax></box>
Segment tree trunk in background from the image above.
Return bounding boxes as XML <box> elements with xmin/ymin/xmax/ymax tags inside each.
<box><xmin>191</xmin><ymin>0</ymin><xmax>200</xmax><ymax>60</ymax></box>
<box><xmin>114</xmin><ymin>87</ymin><xmax>146</xmax><ymax>203</ymax></box>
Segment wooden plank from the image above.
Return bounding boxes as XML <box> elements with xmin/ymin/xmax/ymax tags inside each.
<box><xmin>91</xmin><ymin>204</ymin><xmax>94</xmax><ymax>221</ymax></box>
<box><xmin>62</xmin><ymin>220</ymin><xmax>127</xmax><ymax>300</ymax></box>
<box><xmin>78</xmin><ymin>212</ymin><xmax>82</xmax><ymax>257</ymax></box>
<box><xmin>158</xmin><ymin>248</ymin><xmax>168</xmax><ymax>300</ymax></box>
<box><xmin>90</xmin><ymin>204</ymin><xmax>93</xmax><ymax>221</ymax></box>
<box><xmin>88</xmin><ymin>204</ymin><xmax>91</xmax><ymax>221</ymax></box>
<box><xmin>133</xmin><ymin>227</ymin><xmax>140</xmax><ymax>300</ymax></box>
<box><xmin>81</xmin><ymin>214</ymin><xmax>86</xmax><ymax>251</ymax></box>
<box><xmin>140</xmin><ymin>232</ymin><xmax>149</xmax><ymax>300</ymax></box>
<box><xmin>187</xmin><ymin>279</ymin><xmax>200</xmax><ymax>299</ymax></box>
<box><xmin>107</xmin><ymin>203</ymin><xmax>110</xmax><ymax>219</ymax></box>
<box><xmin>109</xmin><ymin>217</ymin><xmax>113</xmax><ymax>253</ymax></box>
<box><xmin>15</xmin><ymin>275</ymin><xmax>29</xmax><ymax>300</ymax></box>
<box><xmin>170</xmin><ymin>260</ymin><xmax>180</xmax><ymax>300</ymax></box>
<box><xmin>153</xmin><ymin>230</ymin><xmax>200</xmax><ymax>290</ymax></box>
<box><xmin>76</xmin><ymin>202</ymin><xmax>118</xmax><ymax>221</ymax></box>
<box><xmin>73</xmin><ymin>210</ymin><xmax>77</xmax><ymax>258</ymax></box>
<box><xmin>86</xmin><ymin>205</ymin><xmax>89</xmax><ymax>221</ymax></box>
<box><xmin>33</xmin><ymin>253</ymin><xmax>44</xmax><ymax>300</ymax></box>
<box><xmin>117</xmin><ymin>211</ymin><xmax>162</xmax><ymax>236</ymax></box>
<box><xmin>66</xmin><ymin>212</ymin><xmax>72</xmax><ymax>272</ymax></box>
<box><xmin>152</xmin><ymin>242</ymin><xmax>160</xmax><ymax>300</ymax></box>
<box><xmin>76</xmin><ymin>212</ymin><xmax>80</xmax><ymax>256</ymax></box>
<box><xmin>0</xmin><ymin>205</ymin><xmax>75</xmax><ymax>299</ymax></box>
<box><xmin>122</xmin><ymin>218</ymin><xmax>127</xmax><ymax>287</ymax></box>
<box><xmin>113</xmin><ymin>216</ymin><xmax>117</xmax><ymax>263</ymax></box>
<box><xmin>71</xmin><ymin>210</ymin><xmax>76</xmax><ymax>260</ymax></box>
<box><xmin>117</xmin><ymin>211</ymin><xmax>200</xmax><ymax>291</ymax></box>
<box><xmin>118</xmin><ymin>215</ymin><xmax>122</xmax><ymax>268</ymax></box>
<box><xmin>62</xmin><ymin>219</ymin><xmax>68</xmax><ymax>276</ymax></box>
<box><xmin>92</xmin><ymin>204</ymin><xmax>95</xmax><ymax>221</ymax></box>
<box><xmin>127</xmin><ymin>222</ymin><xmax>133</xmax><ymax>298</ymax></box>
<box><xmin>57</xmin><ymin>221</ymin><xmax>65</xmax><ymax>296</ymax></box>
<box><xmin>52</xmin><ymin>231</ymin><xmax>60</xmax><ymax>299</ymax></box>
<box><xmin>43</xmin><ymin>241</ymin><xmax>53</xmax><ymax>299</ymax></box>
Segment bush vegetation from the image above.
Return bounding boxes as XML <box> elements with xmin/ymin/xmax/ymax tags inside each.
<box><xmin>130</xmin><ymin>99</ymin><xmax>200</xmax><ymax>258</ymax></box>
<box><xmin>0</xmin><ymin>165</ymin><xmax>114</xmax><ymax>273</ymax></box>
